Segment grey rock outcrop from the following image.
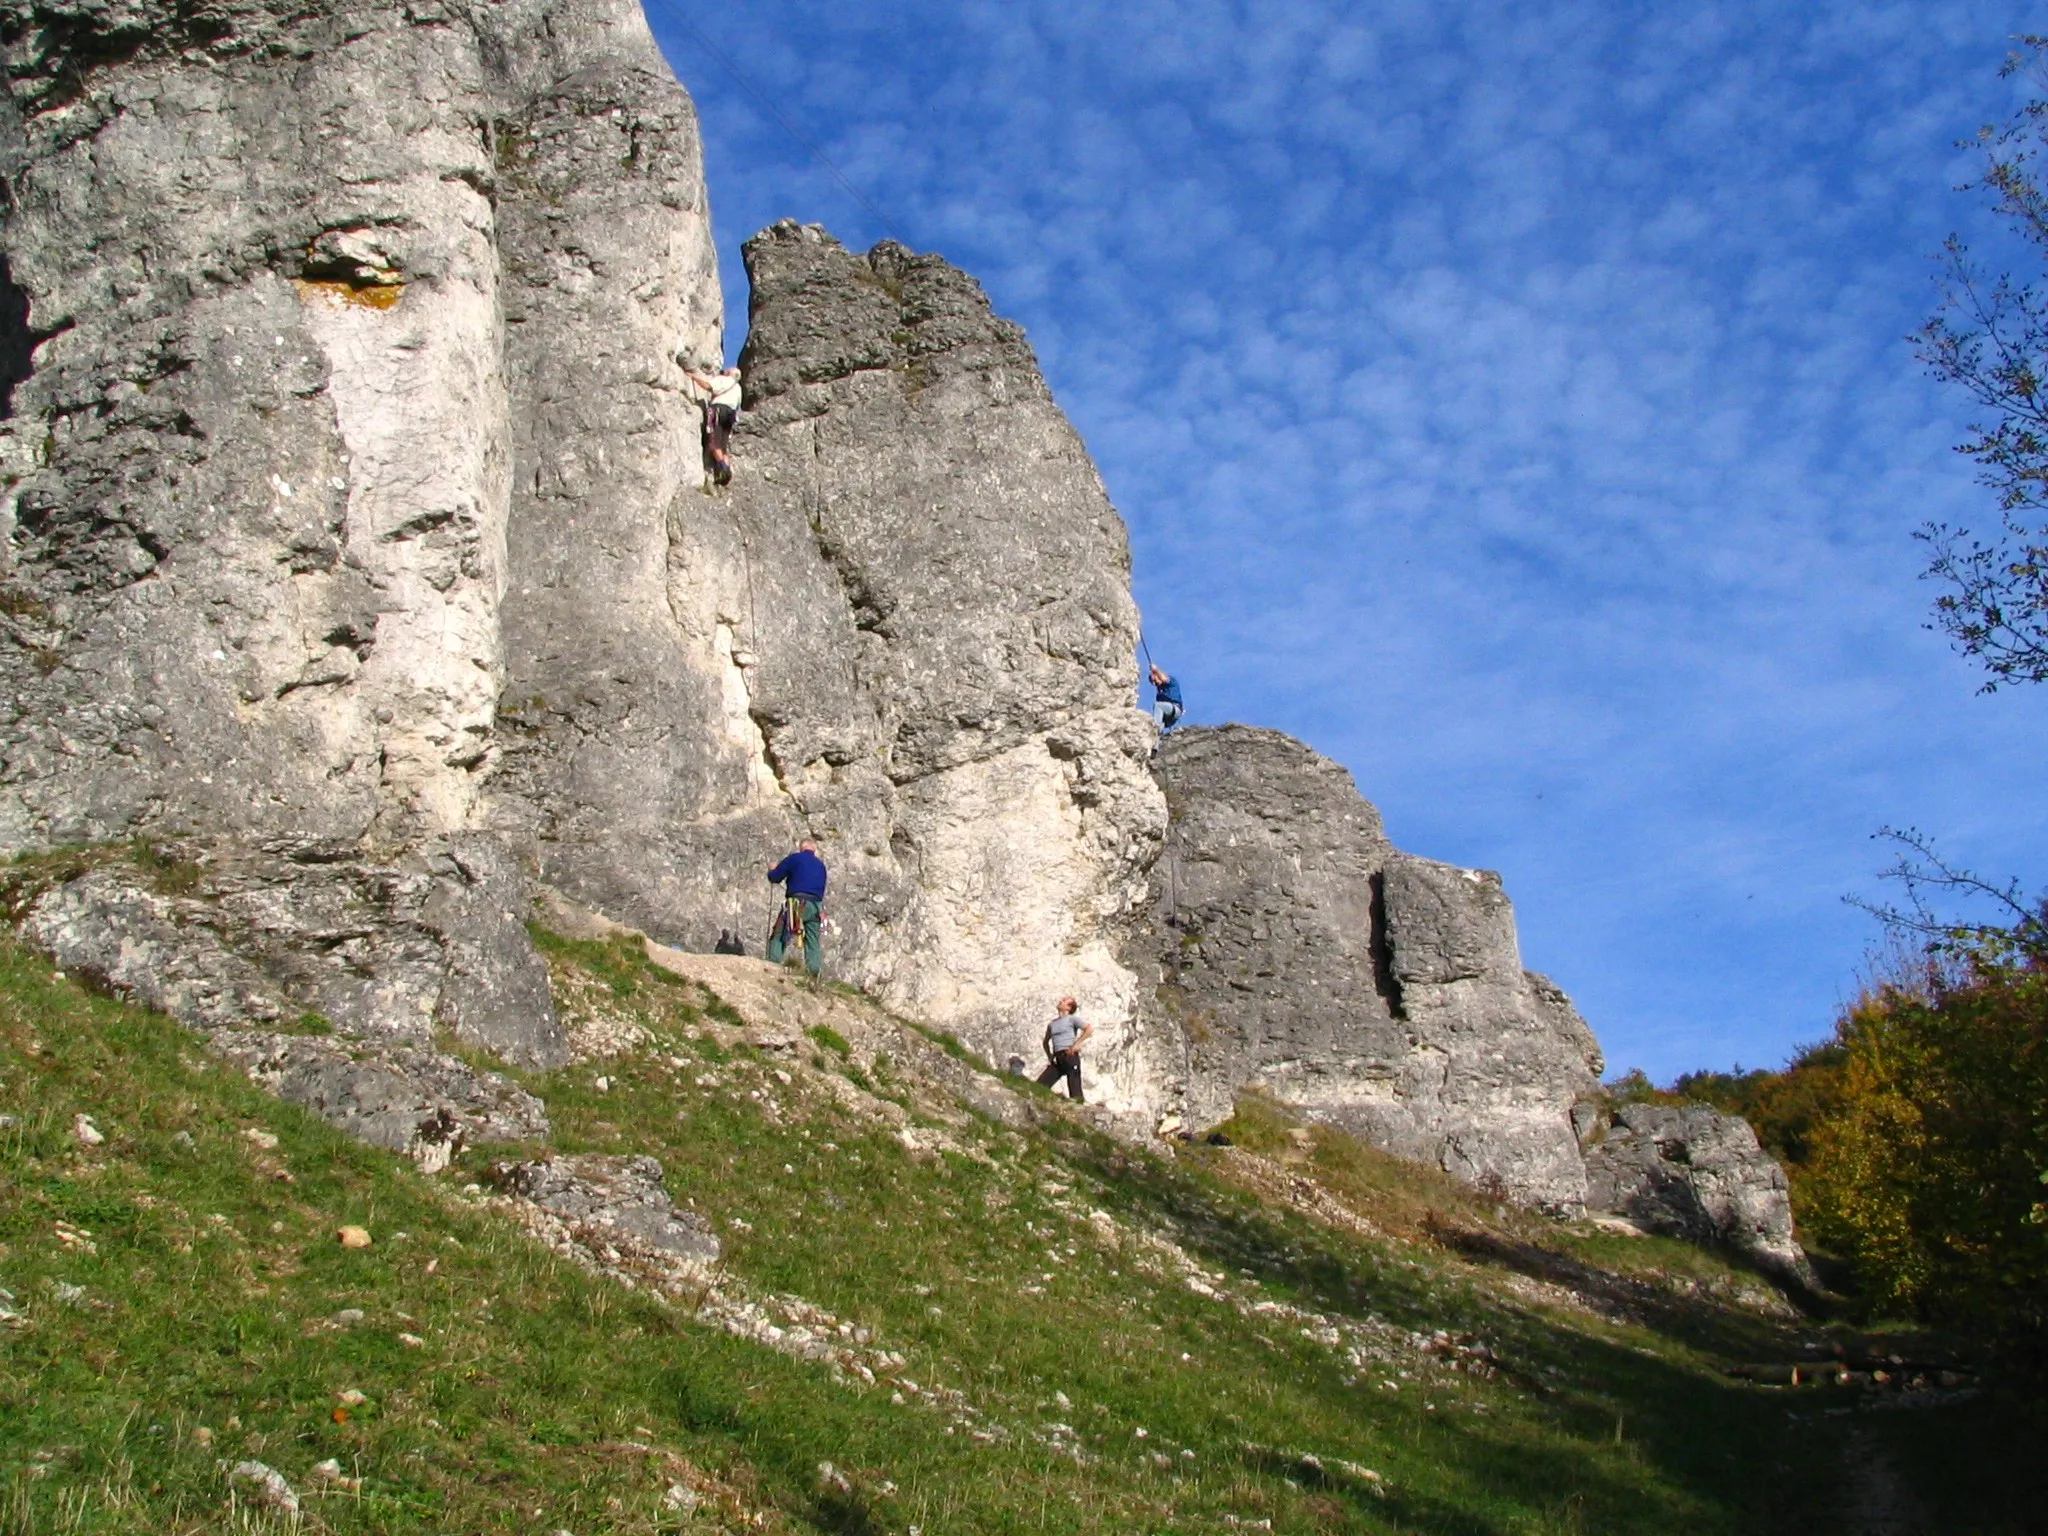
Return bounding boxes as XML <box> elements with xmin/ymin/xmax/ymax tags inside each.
<box><xmin>494</xmin><ymin>221</ymin><xmax>1169</xmax><ymax>1108</ymax></box>
<box><xmin>1583</xmin><ymin>1102</ymin><xmax>1812</xmax><ymax>1283</ymax></box>
<box><xmin>215</xmin><ymin>1032</ymin><xmax>548</xmax><ymax>1173</ymax></box>
<box><xmin>15</xmin><ymin>840</ymin><xmax>561</xmax><ymax>1064</ymax></box>
<box><xmin>0</xmin><ymin>0</ymin><xmax>700</xmax><ymax>1101</ymax></box>
<box><xmin>1145</xmin><ymin>726</ymin><xmax>1604</xmax><ymax>1211</ymax></box>
<box><xmin>493</xmin><ymin>1153</ymin><xmax>721</xmax><ymax>1266</ymax></box>
<box><xmin>10</xmin><ymin>840</ymin><xmax>556</xmax><ymax>1157</ymax></box>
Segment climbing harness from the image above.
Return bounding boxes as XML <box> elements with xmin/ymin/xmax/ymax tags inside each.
<box><xmin>768</xmin><ymin>892</ymin><xmax>807</xmax><ymax>952</ymax></box>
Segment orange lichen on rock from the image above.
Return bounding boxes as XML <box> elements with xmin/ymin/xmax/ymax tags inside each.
<box><xmin>297</xmin><ymin>277</ymin><xmax>404</xmax><ymax>311</ymax></box>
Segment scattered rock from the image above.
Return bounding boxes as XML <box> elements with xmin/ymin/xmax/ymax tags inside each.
<box><xmin>663</xmin><ymin>1483</ymin><xmax>700</xmax><ymax>1513</ymax></box>
<box><xmin>491</xmin><ymin>1154</ymin><xmax>721</xmax><ymax>1266</ymax></box>
<box><xmin>72</xmin><ymin>1114</ymin><xmax>104</xmax><ymax>1147</ymax></box>
<box><xmin>336</xmin><ymin>1226</ymin><xmax>372</xmax><ymax>1249</ymax></box>
<box><xmin>397</xmin><ymin>1332</ymin><xmax>424</xmax><ymax>1348</ymax></box>
<box><xmin>336</xmin><ymin>1389</ymin><xmax>368</xmax><ymax>1406</ymax></box>
<box><xmin>227</xmin><ymin>1460</ymin><xmax>298</xmax><ymax>1514</ymax></box>
<box><xmin>309</xmin><ymin>1456</ymin><xmax>362</xmax><ymax>1491</ymax></box>
<box><xmin>242</xmin><ymin>1128</ymin><xmax>280</xmax><ymax>1150</ymax></box>
<box><xmin>328</xmin><ymin>1308</ymin><xmax>366</xmax><ymax>1328</ymax></box>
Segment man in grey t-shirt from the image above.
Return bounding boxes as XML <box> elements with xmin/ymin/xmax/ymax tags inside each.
<box><xmin>1037</xmin><ymin>996</ymin><xmax>1095</xmax><ymax>1102</ymax></box>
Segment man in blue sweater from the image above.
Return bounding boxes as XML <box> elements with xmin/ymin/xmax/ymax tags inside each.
<box><xmin>765</xmin><ymin>838</ymin><xmax>828</xmax><ymax>980</ymax></box>
<box><xmin>1149</xmin><ymin>664</ymin><xmax>1183</xmax><ymax>732</ymax></box>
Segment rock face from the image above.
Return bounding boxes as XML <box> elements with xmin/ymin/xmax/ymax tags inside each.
<box><xmin>1583</xmin><ymin>1102</ymin><xmax>1811</xmax><ymax>1283</ymax></box>
<box><xmin>494</xmin><ymin>221</ymin><xmax>1169</xmax><ymax>1110</ymax></box>
<box><xmin>1144</xmin><ymin>726</ymin><xmax>1604</xmax><ymax>1211</ymax></box>
<box><xmin>0</xmin><ymin>0</ymin><xmax>693</xmax><ymax>1124</ymax></box>
<box><xmin>0</xmin><ymin>0</ymin><xmax>716</xmax><ymax>853</ymax></box>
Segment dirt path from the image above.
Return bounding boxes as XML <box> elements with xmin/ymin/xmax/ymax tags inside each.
<box><xmin>1839</xmin><ymin>1422</ymin><xmax>1930</xmax><ymax>1535</ymax></box>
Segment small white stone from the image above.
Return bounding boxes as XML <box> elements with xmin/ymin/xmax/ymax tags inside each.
<box><xmin>228</xmin><ymin>1460</ymin><xmax>298</xmax><ymax>1514</ymax></box>
<box><xmin>72</xmin><ymin>1114</ymin><xmax>105</xmax><ymax>1147</ymax></box>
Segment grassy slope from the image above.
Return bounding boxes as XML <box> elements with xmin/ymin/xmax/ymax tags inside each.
<box><xmin>2</xmin><ymin>930</ymin><xmax>2041</xmax><ymax>1535</ymax></box>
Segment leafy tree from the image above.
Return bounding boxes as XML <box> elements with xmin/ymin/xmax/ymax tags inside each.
<box><xmin>1669</xmin><ymin>1040</ymin><xmax>1848</xmax><ymax>1170</ymax></box>
<box><xmin>1802</xmin><ymin>959</ymin><xmax>2048</xmax><ymax>1336</ymax></box>
<box><xmin>1916</xmin><ymin>37</ymin><xmax>2048</xmax><ymax>688</ymax></box>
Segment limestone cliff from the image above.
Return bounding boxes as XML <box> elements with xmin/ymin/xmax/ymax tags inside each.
<box><xmin>492</xmin><ymin>223</ymin><xmax>1169</xmax><ymax>1106</ymax></box>
<box><xmin>0</xmin><ymin>0</ymin><xmax>716</xmax><ymax>852</ymax></box>
<box><xmin>0</xmin><ymin>0</ymin><xmax>1799</xmax><ymax>1247</ymax></box>
<box><xmin>0</xmin><ymin>0</ymin><xmax>729</xmax><ymax>1095</ymax></box>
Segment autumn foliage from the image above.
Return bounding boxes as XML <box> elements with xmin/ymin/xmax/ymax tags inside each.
<box><xmin>1801</xmin><ymin>963</ymin><xmax>2048</xmax><ymax>1338</ymax></box>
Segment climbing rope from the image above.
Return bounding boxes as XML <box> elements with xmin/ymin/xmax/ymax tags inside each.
<box><xmin>737</xmin><ymin>512</ymin><xmax>762</xmax><ymax>667</ymax></box>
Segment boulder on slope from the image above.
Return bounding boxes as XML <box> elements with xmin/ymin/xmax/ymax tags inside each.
<box><xmin>1582</xmin><ymin>1101</ymin><xmax>1813</xmax><ymax>1285</ymax></box>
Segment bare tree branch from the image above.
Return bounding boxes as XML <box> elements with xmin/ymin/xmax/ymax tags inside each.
<box><xmin>1846</xmin><ymin>826</ymin><xmax>2048</xmax><ymax>968</ymax></box>
<box><xmin>1915</xmin><ymin>37</ymin><xmax>2048</xmax><ymax>687</ymax></box>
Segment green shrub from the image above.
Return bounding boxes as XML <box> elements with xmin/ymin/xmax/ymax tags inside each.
<box><xmin>1670</xmin><ymin>1042</ymin><xmax>1848</xmax><ymax>1169</ymax></box>
<box><xmin>1802</xmin><ymin>965</ymin><xmax>2048</xmax><ymax>1339</ymax></box>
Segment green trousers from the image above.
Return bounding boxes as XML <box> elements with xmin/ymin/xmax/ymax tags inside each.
<box><xmin>766</xmin><ymin>897</ymin><xmax>822</xmax><ymax>978</ymax></box>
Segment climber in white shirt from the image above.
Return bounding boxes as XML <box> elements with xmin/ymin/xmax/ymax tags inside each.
<box><xmin>685</xmin><ymin>363</ymin><xmax>743</xmax><ymax>486</ymax></box>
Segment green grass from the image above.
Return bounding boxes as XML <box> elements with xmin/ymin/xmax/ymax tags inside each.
<box><xmin>3</xmin><ymin>930</ymin><xmax>2043</xmax><ymax>1534</ymax></box>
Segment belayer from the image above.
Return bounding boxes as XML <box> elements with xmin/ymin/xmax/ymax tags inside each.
<box><xmin>685</xmin><ymin>363</ymin><xmax>744</xmax><ymax>486</ymax></box>
<box><xmin>1149</xmin><ymin>664</ymin><xmax>1183</xmax><ymax>732</ymax></box>
<box><xmin>1037</xmin><ymin>996</ymin><xmax>1094</xmax><ymax>1102</ymax></box>
<box><xmin>765</xmin><ymin>837</ymin><xmax>828</xmax><ymax>981</ymax></box>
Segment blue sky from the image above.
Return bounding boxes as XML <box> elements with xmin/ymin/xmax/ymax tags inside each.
<box><xmin>645</xmin><ymin>0</ymin><xmax>2048</xmax><ymax>1081</ymax></box>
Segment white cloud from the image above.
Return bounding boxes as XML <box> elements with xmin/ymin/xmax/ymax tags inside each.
<box><xmin>653</xmin><ymin>0</ymin><xmax>2048</xmax><ymax>1079</ymax></box>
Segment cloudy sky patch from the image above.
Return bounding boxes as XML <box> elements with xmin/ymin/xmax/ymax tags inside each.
<box><xmin>650</xmin><ymin>0</ymin><xmax>2048</xmax><ymax>1078</ymax></box>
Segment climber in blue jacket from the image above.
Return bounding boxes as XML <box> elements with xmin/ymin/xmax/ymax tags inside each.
<box><xmin>1149</xmin><ymin>664</ymin><xmax>1184</xmax><ymax>732</ymax></box>
<box><xmin>766</xmin><ymin>838</ymin><xmax>828</xmax><ymax>980</ymax></box>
